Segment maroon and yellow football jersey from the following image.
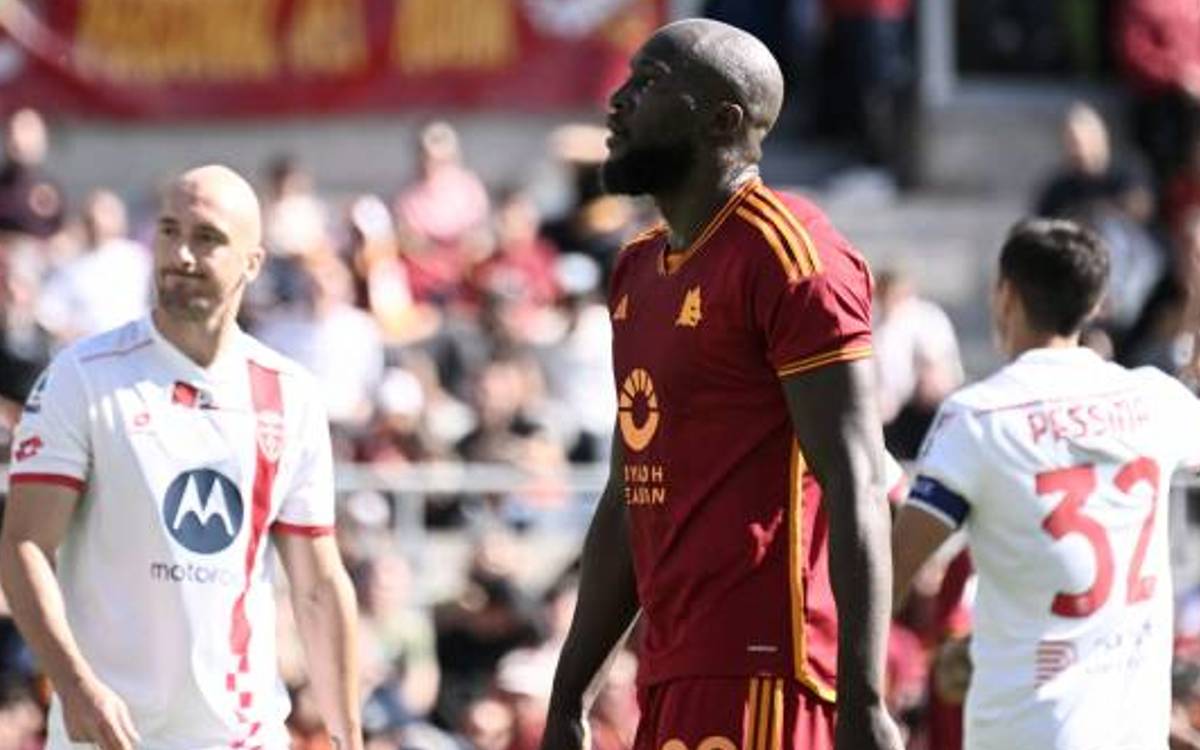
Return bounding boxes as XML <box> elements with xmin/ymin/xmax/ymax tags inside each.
<box><xmin>610</xmin><ymin>178</ymin><xmax>874</xmax><ymax>702</ymax></box>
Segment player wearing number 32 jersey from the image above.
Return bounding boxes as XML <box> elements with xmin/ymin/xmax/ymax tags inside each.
<box><xmin>893</xmin><ymin>219</ymin><xmax>1200</xmax><ymax>750</ymax></box>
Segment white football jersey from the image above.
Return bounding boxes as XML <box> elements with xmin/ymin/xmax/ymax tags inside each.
<box><xmin>908</xmin><ymin>347</ymin><xmax>1200</xmax><ymax>750</ymax></box>
<box><xmin>10</xmin><ymin>317</ymin><xmax>335</xmax><ymax>750</ymax></box>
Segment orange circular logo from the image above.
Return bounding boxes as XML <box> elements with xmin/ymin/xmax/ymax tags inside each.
<box><xmin>618</xmin><ymin>368</ymin><xmax>659</xmax><ymax>452</ymax></box>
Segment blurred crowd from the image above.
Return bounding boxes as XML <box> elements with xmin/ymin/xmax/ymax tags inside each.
<box><xmin>3</xmin><ymin>1</ymin><xmax>1200</xmax><ymax>748</ymax></box>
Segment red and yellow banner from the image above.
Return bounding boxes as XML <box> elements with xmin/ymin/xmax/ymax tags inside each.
<box><xmin>0</xmin><ymin>0</ymin><xmax>663</xmax><ymax>118</ymax></box>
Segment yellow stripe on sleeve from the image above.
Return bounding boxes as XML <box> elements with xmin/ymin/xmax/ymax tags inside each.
<box><xmin>776</xmin><ymin>345</ymin><xmax>873</xmax><ymax>378</ymax></box>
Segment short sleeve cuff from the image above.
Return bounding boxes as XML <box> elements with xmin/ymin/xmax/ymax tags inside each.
<box><xmin>906</xmin><ymin>475</ymin><xmax>969</xmax><ymax>529</ymax></box>
<box><xmin>8</xmin><ymin>472</ymin><xmax>86</xmax><ymax>492</ymax></box>
<box><xmin>271</xmin><ymin>521</ymin><xmax>334</xmax><ymax>537</ymax></box>
<box><xmin>776</xmin><ymin>343</ymin><xmax>873</xmax><ymax>378</ymax></box>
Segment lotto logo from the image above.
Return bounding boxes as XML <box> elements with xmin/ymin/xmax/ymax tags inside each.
<box><xmin>13</xmin><ymin>436</ymin><xmax>42</xmax><ymax>462</ymax></box>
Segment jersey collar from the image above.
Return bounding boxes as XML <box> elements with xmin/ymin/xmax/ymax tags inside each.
<box><xmin>144</xmin><ymin>315</ymin><xmax>248</xmax><ymax>384</ymax></box>
<box><xmin>1013</xmin><ymin>346</ymin><xmax>1103</xmax><ymax>367</ymax></box>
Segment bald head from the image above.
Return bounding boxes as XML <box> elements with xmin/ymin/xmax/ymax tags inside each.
<box><xmin>154</xmin><ymin>164</ymin><xmax>265</xmax><ymax>326</ymax></box>
<box><xmin>649</xmin><ymin>19</ymin><xmax>785</xmax><ymax>137</ymax></box>
<box><xmin>603</xmin><ymin>20</ymin><xmax>785</xmax><ymax>195</ymax></box>
<box><xmin>169</xmin><ymin>164</ymin><xmax>262</xmax><ymax>247</ymax></box>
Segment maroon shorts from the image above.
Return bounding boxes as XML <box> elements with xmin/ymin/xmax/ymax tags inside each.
<box><xmin>633</xmin><ymin>675</ymin><xmax>835</xmax><ymax>750</ymax></box>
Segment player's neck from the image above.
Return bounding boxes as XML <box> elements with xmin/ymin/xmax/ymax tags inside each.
<box><xmin>1007</xmin><ymin>331</ymin><xmax>1081</xmax><ymax>360</ymax></box>
<box><xmin>657</xmin><ymin>162</ymin><xmax>759</xmax><ymax>251</ymax></box>
<box><xmin>152</xmin><ymin>306</ymin><xmax>241</xmax><ymax>369</ymax></box>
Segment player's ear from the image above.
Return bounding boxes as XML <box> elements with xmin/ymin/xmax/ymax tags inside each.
<box><xmin>710</xmin><ymin>101</ymin><xmax>745</xmax><ymax>140</ymax></box>
<box><xmin>244</xmin><ymin>244</ymin><xmax>265</xmax><ymax>284</ymax></box>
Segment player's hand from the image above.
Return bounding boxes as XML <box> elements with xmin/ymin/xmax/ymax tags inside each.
<box><xmin>539</xmin><ymin>709</ymin><xmax>588</xmax><ymax>750</ymax></box>
<box><xmin>933</xmin><ymin>636</ymin><xmax>973</xmax><ymax>704</ymax></box>
<box><xmin>835</xmin><ymin>700</ymin><xmax>905</xmax><ymax>750</ymax></box>
<box><xmin>60</xmin><ymin>675</ymin><xmax>141</xmax><ymax>750</ymax></box>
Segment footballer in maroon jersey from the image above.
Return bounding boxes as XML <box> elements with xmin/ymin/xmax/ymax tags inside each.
<box><xmin>542</xmin><ymin>19</ymin><xmax>902</xmax><ymax>750</ymax></box>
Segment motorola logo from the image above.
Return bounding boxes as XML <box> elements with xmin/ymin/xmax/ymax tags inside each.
<box><xmin>161</xmin><ymin>469</ymin><xmax>244</xmax><ymax>554</ymax></box>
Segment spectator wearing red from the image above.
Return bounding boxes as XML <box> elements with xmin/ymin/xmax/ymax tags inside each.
<box><xmin>468</xmin><ymin>188</ymin><xmax>560</xmax><ymax>311</ymax></box>
<box><xmin>821</xmin><ymin>0</ymin><xmax>916</xmax><ymax>180</ymax></box>
<box><xmin>394</xmin><ymin>121</ymin><xmax>491</xmax><ymax>304</ymax></box>
<box><xmin>0</xmin><ymin>108</ymin><xmax>64</xmax><ymax>240</ymax></box>
<box><xmin>1117</xmin><ymin>0</ymin><xmax>1200</xmax><ymax>185</ymax></box>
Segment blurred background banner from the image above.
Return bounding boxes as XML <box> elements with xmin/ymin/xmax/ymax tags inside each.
<box><xmin>0</xmin><ymin>0</ymin><xmax>664</xmax><ymax>118</ymax></box>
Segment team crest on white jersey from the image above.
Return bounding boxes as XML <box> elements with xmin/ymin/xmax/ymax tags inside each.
<box><xmin>256</xmin><ymin>411</ymin><xmax>285</xmax><ymax>464</ymax></box>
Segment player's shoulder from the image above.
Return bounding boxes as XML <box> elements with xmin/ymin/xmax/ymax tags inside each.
<box><xmin>734</xmin><ymin>181</ymin><xmax>866</xmax><ymax>283</ymax></box>
<box><xmin>240</xmin><ymin>333</ymin><xmax>320</xmax><ymax>393</ymax></box>
<box><xmin>65</xmin><ymin>318</ymin><xmax>153</xmax><ymax>369</ymax></box>
<box><xmin>1125</xmin><ymin>363</ymin><xmax>1199</xmax><ymax>407</ymax></box>
<box><xmin>937</xmin><ymin>373</ymin><xmax>1017</xmax><ymax>419</ymax></box>
<box><xmin>616</xmin><ymin>223</ymin><xmax>667</xmax><ymax>261</ymax></box>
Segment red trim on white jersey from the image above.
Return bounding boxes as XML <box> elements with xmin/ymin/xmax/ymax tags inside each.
<box><xmin>9</xmin><ymin>472</ymin><xmax>86</xmax><ymax>492</ymax></box>
<box><xmin>226</xmin><ymin>361</ymin><xmax>283</xmax><ymax>745</ymax></box>
<box><xmin>77</xmin><ymin>338</ymin><xmax>153</xmax><ymax>363</ymax></box>
<box><xmin>270</xmin><ymin>521</ymin><xmax>333</xmax><ymax>537</ymax></box>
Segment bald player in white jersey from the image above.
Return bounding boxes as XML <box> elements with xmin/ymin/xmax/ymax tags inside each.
<box><xmin>893</xmin><ymin>219</ymin><xmax>1200</xmax><ymax>750</ymax></box>
<box><xmin>0</xmin><ymin>165</ymin><xmax>362</xmax><ymax>750</ymax></box>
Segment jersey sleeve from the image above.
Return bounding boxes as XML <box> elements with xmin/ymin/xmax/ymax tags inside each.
<box><xmin>905</xmin><ymin>401</ymin><xmax>982</xmax><ymax>530</ymax></box>
<box><xmin>1153</xmin><ymin>372</ymin><xmax>1200</xmax><ymax>471</ymax></box>
<box><xmin>749</xmin><ymin>235</ymin><xmax>874</xmax><ymax>378</ymax></box>
<box><xmin>273</xmin><ymin>384</ymin><xmax>335</xmax><ymax>535</ymax></box>
<box><xmin>9</xmin><ymin>353</ymin><xmax>90</xmax><ymax>490</ymax></box>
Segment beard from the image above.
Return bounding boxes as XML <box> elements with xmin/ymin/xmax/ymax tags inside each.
<box><xmin>601</xmin><ymin>141</ymin><xmax>697</xmax><ymax>196</ymax></box>
<box><xmin>155</xmin><ymin>274</ymin><xmax>222</xmax><ymax>322</ymax></box>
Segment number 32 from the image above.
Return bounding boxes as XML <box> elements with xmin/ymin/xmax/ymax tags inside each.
<box><xmin>1036</xmin><ymin>457</ymin><xmax>1159</xmax><ymax>618</ymax></box>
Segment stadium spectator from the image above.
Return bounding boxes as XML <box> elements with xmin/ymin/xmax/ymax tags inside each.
<box><xmin>1119</xmin><ymin>208</ymin><xmax>1200</xmax><ymax>370</ymax></box>
<box><xmin>468</xmin><ymin>188</ymin><xmax>561</xmax><ymax>311</ymax></box>
<box><xmin>538</xmin><ymin>254</ymin><xmax>616</xmax><ymax>463</ymax></box>
<box><xmin>1117</xmin><ymin>0</ymin><xmax>1200</xmax><ymax>186</ymax></box>
<box><xmin>358</xmin><ymin>367</ymin><xmax>437</xmax><ymax>465</ymax></box>
<box><xmin>0</xmin><ymin>165</ymin><xmax>362</xmax><ymax>749</ymax></box>
<box><xmin>355</xmin><ymin>552</ymin><xmax>441</xmax><ymax>719</ymax></box>
<box><xmin>255</xmin><ymin>253</ymin><xmax>385</xmax><ymax>431</ymax></box>
<box><xmin>872</xmin><ymin>268</ymin><xmax>964</xmax><ymax>459</ymax></box>
<box><xmin>1034</xmin><ymin>102</ymin><xmax>1153</xmax><ymax>222</ymax></box>
<box><xmin>0</xmin><ymin>674</ymin><xmax>43</xmax><ymax>750</ymax></box>
<box><xmin>0</xmin><ymin>243</ymin><xmax>51</xmax><ymax>411</ymax></box>
<box><xmin>262</xmin><ymin>153</ymin><xmax>330</xmax><ymax>260</ymax></box>
<box><xmin>395</xmin><ymin>121</ymin><xmax>491</xmax><ymax>304</ymax></box>
<box><xmin>1165</xmin><ymin>131</ymin><xmax>1200</xmax><ymax>236</ymax></box>
<box><xmin>341</xmin><ymin>194</ymin><xmax>441</xmax><ymax>346</ymax></box>
<box><xmin>1080</xmin><ymin>202</ymin><xmax>1166</xmax><ymax>337</ymax></box>
<box><xmin>35</xmin><ymin>189</ymin><xmax>151</xmax><ymax>344</ymax></box>
<box><xmin>460</xmin><ymin>696</ymin><xmax>517</xmax><ymax>750</ymax></box>
<box><xmin>0</xmin><ymin>108</ymin><xmax>64</xmax><ymax>240</ymax></box>
<box><xmin>434</xmin><ymin>532</ymin><xmax>543</xmax><ymax>727</ymax></box>
<box><xmin>544</xmin><ymin>18</ymin><xmax>902</xmax><ymax>750</ymax></box>
<box><xmin>820</xmin><ymin>0</ymin><xmax>916</xmax><ymax>179</ymax></box>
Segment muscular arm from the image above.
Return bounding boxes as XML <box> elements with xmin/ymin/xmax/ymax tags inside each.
<box><xmin>275</xmin><ymin>533</ymin><xmax>362</xmax><ymax>750</ymax></box>
<box><xmin>544</xmin><ymin>436</ymin><xmax>640</xmax><ymax>732</ymax></box>
<box><xmin>782</xmin><ymin>359</ymin><xmax>892</xmax><ymax>712</ymax></box>
<box><xmin>0</xmin><ymin>482</ymin><xmax>91</xmax><ymax>690</ymax></box>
